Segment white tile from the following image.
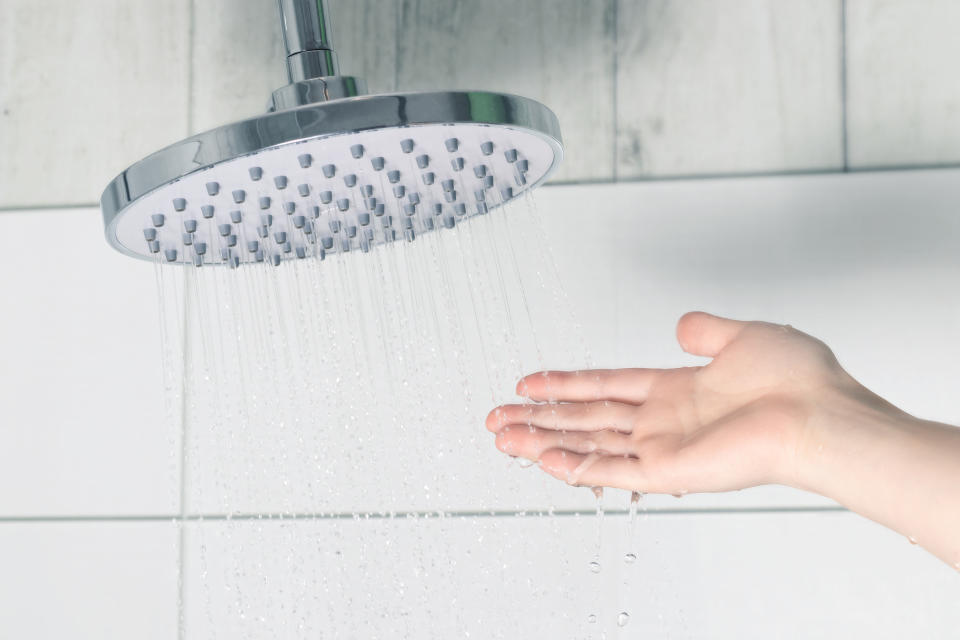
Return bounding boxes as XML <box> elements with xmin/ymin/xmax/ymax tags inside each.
<box><xmin>846</xmin><ymin>0</ymin><xmax>960</xmax><ymax>167</ymax></box>
<box><xmin>616</xmin><ymin>0</ymin><xmax>844</xmax><ymax>177</ymax></box>
<box><xmin>543</xmin><ymin>169</ymin><xmax>960</xmax><ymax>425</ymax></box>
<box><xmin>0</xmin><ymin>0</ymin><xmax>191</xmax><ymax>207</ymax></box>
<box><xmin>179</xmin><ymin>205</ymin><xmax>626</xmax><ymax>517</ymax></box>
<box><xmin>395</xmin><ymin>0</ymin><xmax>616</xmax><ymax>182</ymax></box>
<box><xmin>183</xmin><ymin>511</ymin><xmax>960</xmax><ymax>638</ymax></box>
<box><xmin>180</xmin><ymin>169</ymin><xmax>960</xmax><ymax>517</ymax></box>
<box><xmin>0</xmin><ymin>522</ymin><xmax>178</xmax><ymax>639</ymax></box>
<box><xmin>0</xmin><ymin>209</ymin><xmax>180</xmax><ymax>516</ymax></box>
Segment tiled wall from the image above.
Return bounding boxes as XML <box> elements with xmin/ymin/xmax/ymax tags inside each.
<box><xmin>4</xmin><ymin>0</ymin><xmax>960</xmax><ymax>209</ymax></box>
<box><xmin>3</xmin><ymin>1</ymin><xmax>960</xmax><ymax>638</ymax></box>
<box><xmin>4</xmin><ymin>169</ymin><xmax>960</xmax><ymax>637</ymax></box>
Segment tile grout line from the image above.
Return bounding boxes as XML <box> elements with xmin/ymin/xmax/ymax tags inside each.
<box><xmin>8</xmin><ymin>162</ymin><xmax>960</xmax><ymax>215</ymax></box>
<box><xmin>186</xmin><ymin>0</ymin><xmax>197</xmax><ymax>137</ymax></box>
<box><xmin>0</xmin><ymin>506</ymin><xmax>849</xmax><ymax>523</ymax></box>
<box><xmin>840</xmin><ymin>0</ymin><xmax>849</xmax><ymax>171</ymax></box>
<box><xmin>394</xmin><ymin>1</ymin><xmax>402</xmax><ymax>92</ymax></box>
<box><xmin>178</xmin><ymin>0</ymin><xmax>195</xmax><ymax>618</ymax></box>
<box><xmin>177</xmin><ymin>270</ymin><xmax>191</xmax><ymax>640</ymax></box>
<box><xmin>177</xmin><ymin>0</ymin><xmax>197</xmax><ymax>631</ymax></box>
<box><xmin>611</xmin><ymin>0</ymin><xmax>619</xmax><ymax>182</ymax></box>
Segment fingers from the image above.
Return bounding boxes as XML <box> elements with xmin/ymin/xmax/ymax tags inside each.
<box><xmin>516</xmin><ymin>369</ymin><xmax>660</xmax><ymax>404</ymax></box>
<box><xmin>676</xmin><ymin>311</ymin><xmax>748</xmax><ymax>357</ymax></box>
<box><xmin>538</xmin><ymin>449</ymin><xmax>646</xmax><ymax>492</ymax></box>
<box><xmin>533</xmin><ymin>410</ymin><xmax>777</xmax><ymax>494</ymax></box>
<box><xmin>486</xmin><ymin>401</ymin><xmax>638</xmax><ymax>433</ymax></box>
<box><xmin>495</xmin><ymin>425</ymin><xmax>634</xmax><ymax>459</ymax></box>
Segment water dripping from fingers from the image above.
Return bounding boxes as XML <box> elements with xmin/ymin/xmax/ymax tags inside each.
<box><xmin>591</xmin><ymin>486</ymin><xmax>604</xmax><ymax>573</ymax></box>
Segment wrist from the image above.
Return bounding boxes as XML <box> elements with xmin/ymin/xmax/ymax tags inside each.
<box><xmin>789</xmin><ymin>381</ymin><xmax>915</xmax><ymax>498</ymax></box>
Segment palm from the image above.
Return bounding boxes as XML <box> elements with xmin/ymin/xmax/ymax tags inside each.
<box><xmin>487</xmin><ymin>313</ymin><xmax>841</xmax><ymax>494</ymax></box>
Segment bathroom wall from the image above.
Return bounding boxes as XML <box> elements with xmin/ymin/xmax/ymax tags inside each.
<box><xmin>3</xmin><ymin>169</ymin><xmax>960</xmax><ymax>637</ymax></box>
<box><xmin>2</xmin><ymin>1</ymin><xmax>960</xmax><ymax>638</ymax></box>
<box><xmin>4</xmin><ymin>0</ymin><xmax>960</xmax><ymax>209</ymax></box>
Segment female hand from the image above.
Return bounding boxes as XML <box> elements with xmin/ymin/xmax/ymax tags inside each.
<box><xmin>487</xmin><ymin>311</ymin><xmax>960</xmax><ymax>569</ymax></box>
<box><xmin>487</xmin><ymin>311</ymin><xmax>868</xmax><ymax>494</ymax></box>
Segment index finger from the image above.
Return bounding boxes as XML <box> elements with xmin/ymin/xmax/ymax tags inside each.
<box><xmin>516</xmin><ymin>368</ymin><xmax>662</xmax><ymax>404</ymax></box>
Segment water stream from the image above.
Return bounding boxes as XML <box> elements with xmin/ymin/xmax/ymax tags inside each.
<box><xmin>154</xmin><ymin>193</ymin><xmax>618</xmax><ymax>637</ymax></box>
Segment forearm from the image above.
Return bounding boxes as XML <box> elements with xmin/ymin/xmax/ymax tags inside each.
<box><xmin>795</xmin><ymin>386</ymin><xmax>960</xmax><ymax>569</ymax></box>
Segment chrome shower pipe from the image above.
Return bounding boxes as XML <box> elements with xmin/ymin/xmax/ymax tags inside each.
<box><xmin>270</xmin><ymin>0</ymin><xmax>366</xmax><ymax>109</ymax></box>
<box><xmin>278</xmin><ymin>0</ymin><xmax>338</xmax><ymax>82</ymax></box>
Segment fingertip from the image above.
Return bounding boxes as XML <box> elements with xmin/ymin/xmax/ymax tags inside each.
<box><xmin>515</xmin><ymin>372</ymin><xmax>541</xmax><ymax>398</ymax></box>
<box><xmin>676</xmin><ymin>311</ymin><xmax>746</xmax><ymax>357</ymax></box>
<box><xmin>538</xmin><ymin>448</ymin><xmax>583</xmax><ymax>483</ymax></box>
<box><xmin>485</xmin><ymin>407</ymin><xmax>505</xmax><ymax>432</ymax></box>
<box><xmin>493</xmin><ymin>429</ymin><xmax>512</xmax><ymax>453</ymax></box>
<box><xmin>676</xmin><ymin>311</ymin><xmax>708</xmax><ymax>351</ymax></box>
<box><xmin>515</xmin><ymin>377</ymin><xmax>527</xmax><ymax>396</ymax></box>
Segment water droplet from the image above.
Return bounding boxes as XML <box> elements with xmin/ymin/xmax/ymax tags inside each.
<box><xmin>617</xmin><ymin>612</ymin><xmax>630</xmax><ymax>627</ymax></box>
<box><xmin>589</xmin><ymin>560</ymin><xmax>601</xmax><ymax>573</ymax></box>
<box><xmin>587</xmin><ymin>614</ymin><xmax>597</xmax><ymax>624</ymax></box>
<box><xmin>908</xmin><ymin>536</ymin><xmax>918</xmax><ymax>545</ymax></box>
<box><xmin>624</xmin><ymin>553</ymin><xmax>636</xmax><ymax>564</ymax></box>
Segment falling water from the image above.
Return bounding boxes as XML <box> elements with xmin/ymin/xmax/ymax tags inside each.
<box><xmin>153</xmin><ymin>183</ymin><xmax>594</xmax><ymax>636</ymax></box>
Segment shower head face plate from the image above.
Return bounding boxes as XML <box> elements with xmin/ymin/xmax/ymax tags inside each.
<box><xmin>101</xmin><ymin>91</ymin><xmax>562</xmax><ymax>266</ymax></box>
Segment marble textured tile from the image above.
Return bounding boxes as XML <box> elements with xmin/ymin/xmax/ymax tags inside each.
<box><xmin>616</xmin><ymin>0</ymin><xmax>844</xmax><ymax>178</ymax></box>
<box><xmin>0</xmin><ymin>0</ymin><xmax>191</xmax><ymax>207</ymax></box>
<box><xmin>326</xmin><ymin>0</ymin><xmax>399</xmax><ymax>93</ymax></box>
<box><xmin>189</xmin><ymin>0</ymin><xmax>397</xmax><ymax>135</ymax></box>
<box><xmin>395</xmin><ymin>0</ymin><xmax>617</xmax><ymax>183</ymax></box>
<box><xmin>0</xmin><ymin>522</ymin><xmax>178</xmax><ymax>640</ymax></box>
<box><xmin>182</xmin><ymin>511</ymin><xmax>960</xmax><ymax>638</ymax></box>
<box><xmin>0</xmin><ymin>209</ymin><xmax>179</xmax><ymax>516</ymax></box>
<box><xmin>189</xmin><ymin>0</ymin><xmax>288</xmax><ymax>134</ymax></box>
<box><xmin>846</xmin><ymin>0</ymin><xmax>960</xmax><ymax>167</ymax></box>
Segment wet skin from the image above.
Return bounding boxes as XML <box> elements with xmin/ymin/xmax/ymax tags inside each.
<box><xmin>487</xmin><ymin>312</ymin><xmax>960</xmax><ymax>570</ymax></box>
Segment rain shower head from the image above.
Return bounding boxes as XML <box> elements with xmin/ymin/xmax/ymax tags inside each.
<box><xmin>100</xmin><ymin>0</ymin><xmax>563</xmax><ymax>267</ymax></box>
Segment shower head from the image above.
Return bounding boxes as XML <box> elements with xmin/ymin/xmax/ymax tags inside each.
<box><xmin>100</xmin><ymin>0</ymin><xmax>563</xmax><ymax>267</ymax></box>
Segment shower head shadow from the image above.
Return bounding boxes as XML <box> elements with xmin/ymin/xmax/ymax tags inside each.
<box><xmin>100</xmin><ymin>0</ymin><xmax>563</xmax><ymax>267</ymax></box>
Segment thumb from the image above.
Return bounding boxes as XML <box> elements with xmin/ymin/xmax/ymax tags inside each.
<box><xmin>676</xmin><ymin>311</ymin><xmax>748</xmax><ymax>357</ymax></box>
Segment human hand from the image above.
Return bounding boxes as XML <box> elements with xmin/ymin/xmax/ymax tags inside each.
<box><xmin>486</xmin><ymin>311</ymin><xmax>863</xmax><ymax>494</ymax></box>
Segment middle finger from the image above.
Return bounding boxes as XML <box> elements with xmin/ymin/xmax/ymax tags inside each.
<box><xmin>487</xmin><ymin>400</ymin><xmax>639</xmax><ymax>433</ymax></box>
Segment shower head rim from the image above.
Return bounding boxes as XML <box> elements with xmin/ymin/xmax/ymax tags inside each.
<box><xmin>100</xmin><ymin>90</ymin><xmax>562</xmax><ymax>236</ymax></box>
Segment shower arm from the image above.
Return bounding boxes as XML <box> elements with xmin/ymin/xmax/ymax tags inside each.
<box><xmin>270</xmin><ymin>0</ymin><xmax>367</xmax><ymax>111</ymax></box>
<box><xmin>279</xmin><ymin>0</ymin><xmax>338</xmax><ymax>81</ymax></box>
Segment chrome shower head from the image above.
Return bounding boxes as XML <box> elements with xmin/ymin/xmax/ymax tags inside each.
<box><xmin>100</xmin><ymin>0</ymin><xmax>562</xmax><ymax>267</ymax></box>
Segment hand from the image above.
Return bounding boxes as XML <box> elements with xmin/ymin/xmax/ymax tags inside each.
<box><xmin>486</xmin><ymin>311</ymin><xmax>861</xmax><ymax>494</ymax></box>
<box><xmin>487</xmin><ymin>311</ymin><xmax>960</xmax><ymax>570</ymax></box>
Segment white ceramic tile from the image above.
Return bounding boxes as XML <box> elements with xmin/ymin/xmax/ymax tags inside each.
<box><xmin>616</xmin><ymin>0</ymin><xmax>844</xmax><ymax>178</ymax></box>
<box><xmin>183</xmin><ymin>511</ymin><xmax>960</xmax><ymax>639</ymax></box>
<box><xmin>542</xmin><ymin>169</ymin><xmax>960</xmax><ymax>425</ymax></box>
<box><xmin>0</xmin><ymin>209</ymin><xmax>180</xmax><ymax>516</ymax></box>
<box><xmin>0</xmin><ymin>0</ymin><xmax>191</xmax><ymax>207</ymax></box>
<box><xmin>178</xmin><ymin>170</ymin><xmax>960</xmax><ymax>516</ymax></box>
<box><xmin>395</xmin><ymin>0</ymin><xmax>616</xmax><ymax>182</ymax></box>
<box><xmin>0</xmin><ymin>522</ymin><xmax>178</xmax><ymax>639</ymax></box>
<box><xmin>846</xmin><ymin>0</ymin><xmax>960</xmax><ymax>167</ymax></box>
